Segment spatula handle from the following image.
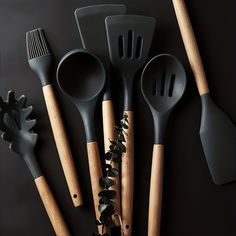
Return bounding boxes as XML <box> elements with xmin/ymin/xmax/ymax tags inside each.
<box><xmin>172</xmin><ymin>0</ymin><xmax>209</xmax><ymax>95</ymax></box>
<box><xmin>86</xmin><ymin>141</ymin><xmax>103</xmax><ymax>234</ymax></box>
<box><xmin>122</xmin><ymin>111</ymin><xmax>134</xmax><ymax>236</ymax></box>
<box><xmin>35</xmin><ymin>176</ymin><xmax>70</xmax><ymax>236</ymax></box>
<box><xmin>148</xmin><ymin>144</ymin><xmax>164</xmax><ymax>236</ymax></box>
<box><xmin>102</xmin><ymin>100</ymin><xmax>121</xmax><ymax>218</ymax></box>
<box><xmin>42</xmin><ymin>84</ymin><xmax>83</xmax><ymax>207</ymax></box>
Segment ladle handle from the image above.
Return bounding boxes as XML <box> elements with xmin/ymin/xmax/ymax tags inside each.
<box><xmin>86</xmin><ymin>141</ymin><xmax>103</xmax><ymax>234</ymax></box>
<box><xmin>35</xmin><ymin>176</ymin><xmax>70</xmax><ymax>236</ymax></box>
<box><xmin>172</xmin><ymin>0</ymin><xmax>209</xmax><ymax>95</ymax></box>
<box><xmin>148</xmin><ymin>144</ymin><xmax>164</xmax><ymax>236</ymax></box>
<box><xmin>43</xmin><ymin>84</ymin><xmax>83</xmax><ymax>207</ymax></box>
<box><xmin>122</xmin><ymin>111</ymin><xmax>134</xmax><ymax>236</ymax></box>
<box><xmin>102</xmin><ymin>100</ymin><xmax>121</xmax><ymax>218</ymax></box>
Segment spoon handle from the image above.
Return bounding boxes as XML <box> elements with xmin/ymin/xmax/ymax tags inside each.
<box><xmin>122</xmin><ymin>111</ymin><xmax>134</xmax><ymax>236</ymax></box>
<box><xmin>172</xmin><ymin>0</ymin><xmax>209</xmax><ymax>95</ymax></box>
<box><xmin>86</xmin><ymin>141</ymin><xmax>103</xmax><ymax>234</ymax></box>
<box><xmin>148</xmin><ymin>144</ymin><xmax>164</xmax><ymax>236</ymax></box>
<box><xmin>43</xmin><ymin>84</ymin><xmax>83</xmax><ymax>207</ymax></box>
<box><xmin>102</xmin><ymin>100</ymin><xmax>121</xmax><ymax>218</ymax></box>
<box><xmin>35</xmin><ymin>176</ymin><xmax>70</xmax><ymax>236</ymax></box>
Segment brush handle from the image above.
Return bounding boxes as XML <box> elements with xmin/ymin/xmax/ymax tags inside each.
<box><xmin>35</xmin><ymin>176</ymin><xmax>70</xmax><ymax>236</ymax></box>
<box><xmin>42</xmin><ymin>84</ymin><xmax>83</xmax><ymax>207</ymax></box>
<box><xmin>102</xmin><ymin>100</ymin><xmax>121</xmax><ymax>218</ymax></box>
<box><xmin>122</xmin><ymin>111</ymin><xmax>134</xmax><ymax>236</ymax></box>
<box><xmin>86</xmin><ymin>141</ymin><xmax>103</xmax><ymax>234</ymax></box>
<box><xmin>172</xmin><ymin>0</ymin><xmax>209</xmax><ymax>95</ymax></box>
<box><xmin>148</xmin><ymin>144</ymin><xmax>164</xmax><ymax>236</ymax></box>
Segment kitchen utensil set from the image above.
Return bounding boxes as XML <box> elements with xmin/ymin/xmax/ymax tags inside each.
<box><xmin>1</xmin><ymin>1</ymin><xmax>236</xmax><ymax>236</ymax></box>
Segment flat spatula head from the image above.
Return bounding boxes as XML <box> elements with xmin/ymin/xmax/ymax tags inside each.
<box><xmin>75</xmin><ymin>4</ymin><xmax>126</xmax><ymax>68</ymax></box>
<box><xmin>105</xmin><ymin>15</ymin><xmax>156</xmax><ymax>72</ymax></box>
<box><xmin>200</xmin><ymin>94</ymin><xmax>236</xmax><ymax>185</ymax></box>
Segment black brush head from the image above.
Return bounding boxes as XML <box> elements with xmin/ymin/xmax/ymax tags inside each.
<box><xmin>26</xmin><ymin>28</ymin><xmax>50</xmax><ymax>60</ymax></box>
<box><xmin>26</xmin><ymin>28</ymin><xmax>52</xmax><ymax>86</ymax></box>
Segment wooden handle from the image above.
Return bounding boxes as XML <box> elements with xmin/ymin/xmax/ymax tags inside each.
<box><xmin>172</xmin><ymin>0</ymin><xmax>209</xmax><ymax>95</ymax></box>
<box><xmin>42</xmin><ymin>85</ymin><xmax>82</xmax><ymax>207</ymax></box>
<box><xmin>102</xmin><ymin>100</ymin><xmax>121</xmax><ymax>219</ymax></box>
<box><xmin>122</xmin><ymin>111</ymin><xmax>134</xmax><ymax>236</ymax></box>
<box><xmin>148</xmin><ymin>144</ymin><xmax>164</xmax><ymax>236</ymax></box>
<box><xmin>35</xmin><ymin>176</ymin><xmax>70</xmax><ymax>236</ymax></box>
<box><xmin>87</xmin><ymin>141</ymin><xmax>103</xmax><ymax>234</ymax></box>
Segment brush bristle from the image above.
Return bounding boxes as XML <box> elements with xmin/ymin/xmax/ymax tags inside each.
<box><xmin>26</xmin><ymin>28</ymin><xmax>50</xmax><ymax>59</ymax></box>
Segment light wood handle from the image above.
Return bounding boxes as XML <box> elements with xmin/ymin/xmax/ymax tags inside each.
<box><xmin>148</xmin><ymin>144</ymin><xmax>164</xmax><ymax>236</ymax></box>
<box><xmin>172</xmin><ymin>0</ymin><xmax>209</xmax><ymax>95</ymax></box>
<box><xmin>122</xmin><ymin>111</ymin><xmax>134</xmax><ymax>236</ymax></box>
<box><xmin>35</xmin><ymin>176</ymin><xmax>70</xmax><ymax>236</ymax></box>
<box><xmin>86</xmin><ymin>141</ymin><xmax>103</xmax><ymax>234</ymax></box>
<box><xmin>102</xmin><ymin>100</ymin><xmax>121</xmax><ymax>218</ymax></box>
<box><xmin>43</xmin><ymin>84</ymin><xmax>83</xmax><ymax>207</ymax></box>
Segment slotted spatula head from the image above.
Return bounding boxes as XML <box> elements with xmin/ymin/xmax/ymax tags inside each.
<box><xmin>105</xmin><ymin>15</ymin><xmax>156</xmax><ymax>73</ymax></box>
<box><xmin>105</xmin><ymin>15</ymin><xmax>156</xmax><ymax>110</ymax></box>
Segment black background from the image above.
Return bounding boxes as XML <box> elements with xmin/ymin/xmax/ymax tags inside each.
<box><xmin>1</xmin><ymin>0</ymin><xmax>236</xmax><ymax>235</ymax></box>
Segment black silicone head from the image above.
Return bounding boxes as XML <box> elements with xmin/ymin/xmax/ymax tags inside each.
<box><xmin>141</xmin><ymin>54</ymin><xmax>186</xmax><ymax>144</ymax></box>
<box><xmin>0</xmin><ymin>91</ymin><xmax>42</xmax><ymax>179</ymax></box>
<box><xmin>200</xmin><ymin>94</ymin><xmax>236</xmax><ymax>185</ymax></box>
<box><xmin>57</xmin><ymin>49</ymin><xmax>106</xmax><ymax>142</ymax></box>
<box><xmin>105</xmin><ymin>14</ymin><xmax>156</xmax><ymax>110</ymax></box>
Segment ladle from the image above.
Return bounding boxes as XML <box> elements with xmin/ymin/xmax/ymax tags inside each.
<box><xmin>57</xmin><ymin>49</ymin><xmax>105</xmax><ymax>233</ymax></box>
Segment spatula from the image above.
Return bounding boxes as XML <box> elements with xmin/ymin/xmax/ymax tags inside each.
<box><xmin>74</xmin><ymin>4</ymin><xmax>127</xmax><ymax>219</ymax></box>
<box><xmin>0</xmin><ymin>91</ymin><xmax>70</xmax><ymax>236</ymax></box>
<box><xmin>26</xmin><ymin>28</ymin><xmax>83</xmax><ymax>206</ymax></box>
<box><xmin>105</xmin><ymin>15</ymin><xmax>156</xmax><ymax>235</ymax></box>
<box><xmin>172</xmin><ymin>0</ymin><xmax>236</xmax><ymax>185</ymax></box>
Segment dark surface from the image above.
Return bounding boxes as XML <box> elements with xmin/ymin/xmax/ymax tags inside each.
<box><xmin>0</xmin><ymin>0</ymin><xmax>236</xmax><ymax>235</ymax></box>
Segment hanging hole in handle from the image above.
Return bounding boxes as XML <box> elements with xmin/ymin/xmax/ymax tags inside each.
<box><xmin>73</xmin><ymin>194</ymin><xmax>78</xmax><ymax>199</ymax></box>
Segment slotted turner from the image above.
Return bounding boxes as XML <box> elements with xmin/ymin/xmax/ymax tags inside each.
<box><xmin>0</xmin><ymin>91</ymin><xmax>70</xmax><ymax>236</ymax></box>
<box><xmin>105</xmin><ymin>15</ymin><xmax>156</xmax><ymax>236</ymax></box>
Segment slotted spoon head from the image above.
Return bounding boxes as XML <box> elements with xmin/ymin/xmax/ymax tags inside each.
<box><xmin>141</xmin><ymin>54</ymin><xmax>186</xmax><ymax>113</ymax></box>
<box><xmin>0</xmin><ymin>91</ymin><xmax>37</xmax><ymax>156</ymax></box>
<box><xmin>105</xmin><ymin>15</ymin><xmax>156</xmax><ymax>73</ymax></box>
<box><xmin>141</xmin><ymin>54</ymin><xmax>186</xmax><ymax>143</ymax></box>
